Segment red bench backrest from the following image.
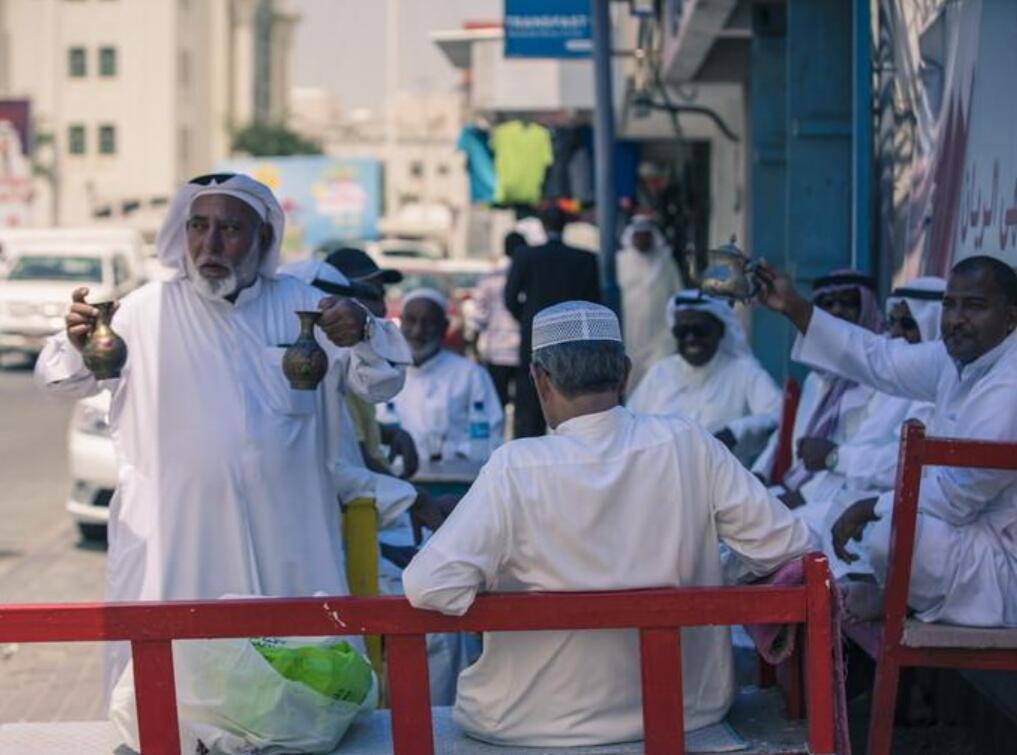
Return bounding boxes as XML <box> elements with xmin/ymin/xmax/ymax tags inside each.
<box><xmin>0</xmin><ymin>554</ymin><xmax>836</xmax><ymax>755</ymax></box>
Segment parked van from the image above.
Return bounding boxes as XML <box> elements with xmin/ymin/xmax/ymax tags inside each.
<box><xmin>0</xmin><ymin>228</ymin><xmax>145</xmax><ymax>357</ymax></box>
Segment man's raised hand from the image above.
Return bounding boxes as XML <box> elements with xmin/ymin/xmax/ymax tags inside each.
<box><xmin>65</xmin><ymin>288</ymin><xmax>118</xmax><ymax>353</ymax></box>
<box><xmin>753</xmin><ymin>261</ymin><xmax>813</xmax><ymax>334</ymax></box>
<box><xmin>318</xmin><ymin>296</ymin><xmax>368</xmax><ymax>347</ymax></box>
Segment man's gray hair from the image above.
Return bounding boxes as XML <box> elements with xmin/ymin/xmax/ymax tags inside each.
<box><xmin>532</xmin><ymin>340</ymin><xmax>627</xmax><ymax>398</ymax></box>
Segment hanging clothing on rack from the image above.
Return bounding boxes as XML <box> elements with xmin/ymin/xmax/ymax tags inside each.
<box><xmin>456</xmin><ymin>126</ymin><xmax>496</xmax><ymax>203</ymax></box>
<box><xmin>492</xmin><ymin>120</ymin><xmax>553</xmax><ymax>205</ymax></box>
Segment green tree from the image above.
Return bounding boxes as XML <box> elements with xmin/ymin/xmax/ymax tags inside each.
<box><xmin>231</xmin><ymin>122</ymin><xmax>323</xmax><ymax>157</ymax></box>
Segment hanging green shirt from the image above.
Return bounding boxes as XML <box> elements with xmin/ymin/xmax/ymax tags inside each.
<box><xmin>492</xmin><ymin>121</ymin><xmax>553</xmax><ymax>205</ymax></box>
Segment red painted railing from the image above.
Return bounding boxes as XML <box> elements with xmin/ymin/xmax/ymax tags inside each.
<box><xmin>0</xmin><ymin>553</ymin><xmax>836</xmax><ymax>755</ymax></box>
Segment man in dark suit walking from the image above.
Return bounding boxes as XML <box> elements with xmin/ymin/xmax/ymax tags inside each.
<box><xmin>504</xmin><ymin>206</ymin><xmax>602</xmax><ymax>437</ymax></box>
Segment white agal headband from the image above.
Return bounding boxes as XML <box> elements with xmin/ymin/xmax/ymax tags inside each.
<box><xmin>532</xmin><ymin>301</ymin><xmax>622</xmax><ymax>352</ymax></box>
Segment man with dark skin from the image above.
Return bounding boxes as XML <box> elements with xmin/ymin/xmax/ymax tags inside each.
<box><xmin>671</xmin><ymin>309</ymin><xmax>736</xmax><ymax>448</ymax></box>
<box><xmin>628</xmin><ymin>290</ymin><xmax>782</xmax><ymax>463</ymax></box>
<box><xmin>756</xmin><ymin>256</ymin><xmax>1017</xmax><ymax>624</ymax></box>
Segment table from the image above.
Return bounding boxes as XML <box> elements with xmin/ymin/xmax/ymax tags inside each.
<box><xmin>411</xmin><ymin>457</ymin><xmax>483</xmax><ymax>497</ymax></box>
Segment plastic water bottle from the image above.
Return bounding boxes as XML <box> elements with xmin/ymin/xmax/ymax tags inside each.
<box><xmin>468</xmin><ymin>400</ymin><xmax>491</xmax><ymax>461</ymax></box>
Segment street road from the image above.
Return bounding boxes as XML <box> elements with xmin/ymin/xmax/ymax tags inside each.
<box><xmin>0</xmin><ymin>356</ymin><xmax>106</xmax><ymax>723</ymax></box>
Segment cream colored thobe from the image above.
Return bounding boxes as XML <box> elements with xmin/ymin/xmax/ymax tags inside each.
<box><xmin>627</xmin><ymin>351</ymin><xmax>781</xmax><ymax>465</ymax></box>
<box><xmin>403</xmin><ymin>406</ymin><xmax>812</xmax><ymax>747</ymax></box>
<box><xmin>388</xmin><ymin>350</ymin><xmax>504</xmax><ymax>461</ymax></box>
<box><xmin>617</xmin><ymin>244</ymin><xmax>682</xmax><ymax>389</ymax></box>
<box><xmin>794</xmin><ymin>308</ymin><xmax>1017</xmax><ymax>626</ymax></box>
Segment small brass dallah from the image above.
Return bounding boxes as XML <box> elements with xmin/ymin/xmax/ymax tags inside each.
<box><xmin>82</xmin><ymin>301</ymin><xmax>128</xmax><ymax>379</ymax></box>
<box><xmin>282</xmin><ymin>310</ymin><xmax>328</xmax><ymax>390</ymax></box>
<box><xmin>699</xmin><ymin>236</ymin><xmax>760</xmax><ymax>302</ymax></box>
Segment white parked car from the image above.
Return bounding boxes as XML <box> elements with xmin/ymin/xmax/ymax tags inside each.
<box><xmin>67</xmin><ymin>392</ymin><xmax>116</xmax><ymax>541</ymax></box>
<box><xmin>0</xmin><ymin>228</ymin><xmax>145</xmax><ymax>358</ymax></box>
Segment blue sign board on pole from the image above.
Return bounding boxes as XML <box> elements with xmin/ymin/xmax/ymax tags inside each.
<box><xmin>504</xmin><ymin>0</ymin><xmax>592</xmax><ymax>58</ymax></box>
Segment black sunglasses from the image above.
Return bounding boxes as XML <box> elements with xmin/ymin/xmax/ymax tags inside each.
<box><xmin>674</xmin><ymin>323</ymin><xmax>714</xmax><ymax>339</ymax></box>
<box><xmin>188</xmin><ymin>172</ymin><xmax>237</xmax><ymax>186</ymax></box>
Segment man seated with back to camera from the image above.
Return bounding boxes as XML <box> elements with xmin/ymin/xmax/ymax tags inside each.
<box><xmin>403</xmin><ymin>301</ymin><xmax>812</xmax><ymax>747</ymax></box>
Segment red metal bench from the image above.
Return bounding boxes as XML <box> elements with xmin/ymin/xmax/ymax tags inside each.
<box><xmin>0</xmin><ymin>553</ymin><xmax>837</xmax><ymax>755</ymax></box>
<box><xmin>844</xmin><ymin>420</ymin><xmax>1017</xmax><ymax>755</ymax></box>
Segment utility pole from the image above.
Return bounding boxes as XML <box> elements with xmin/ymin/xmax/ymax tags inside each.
<box><xmin>590</xmin><ymin>0</ymin><xmax>619</xmax><ymax>317</ymax></box>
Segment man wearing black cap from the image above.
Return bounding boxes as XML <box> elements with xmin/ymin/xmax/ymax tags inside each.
<box><xmin>318</xmin><ymin>246</ymin><xmax>419</xmax><ymax>478</ymax></box>
<box><xmin>322</xmin><ymin>246</ymin><xmax>403</xmax><ymax>317</ymax></box>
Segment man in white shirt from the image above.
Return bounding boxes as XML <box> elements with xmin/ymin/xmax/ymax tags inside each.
<box><xmin>37</xmin><ymin>173</ymin><xmax>411</xmax><ymax>694</ymax></box>
<box><xmin>757</xmin><ymin>256</ymin><xmax>1017</xmax><ymax>626</ymax></box>
<box><xmin>403</xmin><ymin>301</ymin><xmax>812</xmax><ymax>747</ymax></box>
<box><xmin>628</xmin><ymin>290</ymin><xmax>781</xmax><ymax>465</ymax></box>
<box><xmin>389</xmin><ymin>288</ymin><xmax>503</xmax><ymax>462</ymax></box>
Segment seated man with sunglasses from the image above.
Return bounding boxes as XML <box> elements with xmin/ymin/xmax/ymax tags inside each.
<box><xmin>627</xmin><ymin>290</ymin><xmax>781</xmax><ymax>465</ymax></box>
<box><xmin>752</xmin><ymin>270</ymin><xmax>912</xmax><ymax>514</ymax></box>
<box><xmin>789</xmin><ymin>276</ymin><xmax>945</xmax><ymax>580</ymax></box>
<box><xmin>35</xmin><ymin>173</ymin><xmax>412</xmax><ymax>698</ymax></box>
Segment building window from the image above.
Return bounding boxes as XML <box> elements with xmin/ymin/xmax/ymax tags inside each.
<box><xmin>68</xmin><ymin>47</ymin><xmax>87</xmax><ymax>77</ymax></box>
<box><xmin>99</xmin><ymin>47</ymin><xmax>117</xmax><ymax>77</ymax></box>
<box><xmin>68</xmin><ymin>125</ymin><xmax>86</xmax><ymax>155</ymax></box>
<box><xmin>98</xmin><ymin>124</ymin><xmax>116</xmax><ymax>155</ymax></box>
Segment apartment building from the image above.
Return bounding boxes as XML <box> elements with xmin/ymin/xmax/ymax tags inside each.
<box><xmin>0</xmin><ymin>0</ymin><xmax>297</xmax><ymax>232</ymax></box>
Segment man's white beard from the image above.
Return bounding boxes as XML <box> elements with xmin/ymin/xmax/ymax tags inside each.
<box><xmin>185</xmin><ymin>240</ymin><xmax>261</xmax><ymax>301</ymax></box>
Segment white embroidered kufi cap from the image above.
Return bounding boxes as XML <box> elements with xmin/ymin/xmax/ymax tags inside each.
<box><xmin>532</xmin><ymin>301</ymin><xmax>622</xmax><ymax>352</ymax></box>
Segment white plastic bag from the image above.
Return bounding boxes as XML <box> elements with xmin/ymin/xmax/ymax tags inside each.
<box><xmin>110</xmin><ymin>636</ymin><xmax>377</xmax><ymax>755</ymax></box>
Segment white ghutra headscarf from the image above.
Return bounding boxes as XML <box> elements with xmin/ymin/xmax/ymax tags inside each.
<box><xmin>886</xmin><ymin>276</ymin><xmax>945</xmax><ymax>342</ymax></box>
<box><xmin>155</xmin><ymin>172</ymin><xmax>286</xmax><ymax>280</ymax></box>
<box><xmin>665</xmin><ymin>290</ymin><xmax>752</xmax><ymax>359</ymax></box>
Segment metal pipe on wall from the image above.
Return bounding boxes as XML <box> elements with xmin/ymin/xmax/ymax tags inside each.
<box><xmin>590</xmin><ymin>0</ymin><xmax>620</xmax><ymax>317</ymax></box>
<box><xmin>852</xmin><ymin>0</ymin><xmax>873</xmax><ymax>275</ymax></box>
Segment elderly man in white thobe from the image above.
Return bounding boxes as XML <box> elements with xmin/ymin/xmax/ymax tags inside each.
<box><xmin>35</xmin><ymin>173</ymin><xmax>412</xmax><ymax>695</ymax></box>
<box><xmin>617</xmin><ymin>215</ymin><xmax>683</xmax><ymax>389</ymax></box>
<box><xmin>757</xmin><ymin>256</ymin><xmax>1017</xmax><ymax>627</ymax></box>
<box><xmin>402</xmin><ymin>301</ymin><xmax>812</xmax><ymax>747</ymax></box>
<box><xmin>628</xmin><ymin>290</ymin><xmax>781</xmax><ymax>465</ymax></box>
<box><xmin>752</xmin><ymin>270</ymin><xmax>911</xmax><ymax>512</ymax></box>
<box><xmin>388</xmin><ymin>288</ymin><xmax>503</xmax><ymax>462</ymax></box>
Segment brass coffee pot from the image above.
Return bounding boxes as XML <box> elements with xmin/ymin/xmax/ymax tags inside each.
<box><xmin>282</xmin><ymin>310</ymin><xmax>328</xmax><ymax>390</ymax></box>
<box><xmin>82</xmin><ymin>301</ymin><xmax>128</xmax><ymax>379</ymax></box>
<box><xmin>699</xmin><ymin>236</ymin><xmax>759</xmax><ymax>302</ymax></box>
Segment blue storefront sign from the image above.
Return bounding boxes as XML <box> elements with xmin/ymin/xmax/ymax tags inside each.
<box><xmin>504</xmin><ymin>0</ymin><xmax>592</xmax><ymax>59</ymax></box>
<box><xmin>216</xmin><ymin>156</ymin><xmax>382</xmax><ymax>258</ymax></box>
